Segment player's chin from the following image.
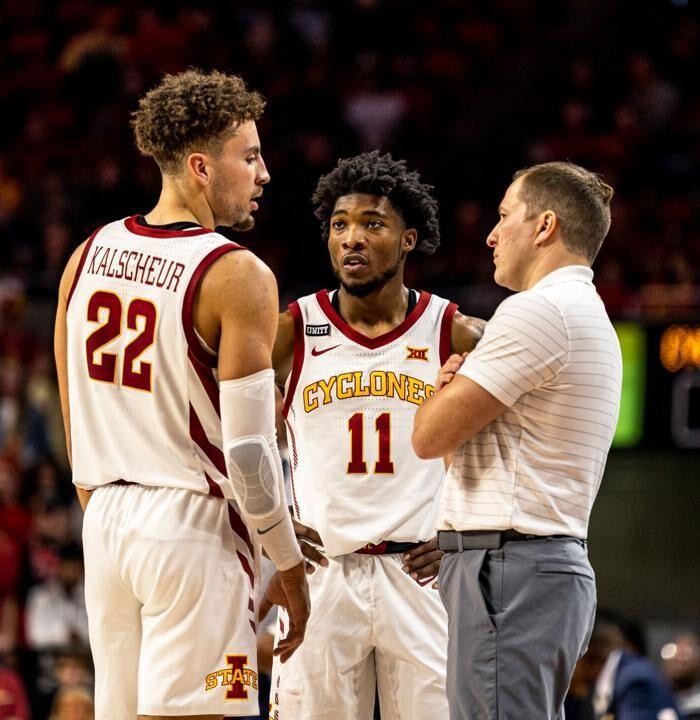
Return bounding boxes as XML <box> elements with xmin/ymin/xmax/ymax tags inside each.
<box><xmin>232</xmin><ymin>214</ymin><xmax>255</xmax><ymax>232</ymax></box>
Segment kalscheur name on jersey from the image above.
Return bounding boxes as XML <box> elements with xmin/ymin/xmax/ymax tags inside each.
<box><xmin>86</xmin><ymin>244</ymin><xmax>186</xmax><ymax>292</ymax></box>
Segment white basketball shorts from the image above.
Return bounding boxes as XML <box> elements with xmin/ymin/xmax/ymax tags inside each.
<box><xmin>82</xmin><ymin>482</ymin><xmax>259</xmax><ymax>718</ymax></box>
<box><xmin>269</xmin><ymin>551</ymin><xmax>448</xmax><ymax>720</ymax></box>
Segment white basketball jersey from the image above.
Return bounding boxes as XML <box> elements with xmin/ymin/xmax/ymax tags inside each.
<box><xmin>283</xmin><ymin>290</ymin><xmax>457</xmax><ymax>557</ymax></box>
<box><xmin>67</xmin><ymin>216</ymin><xmax>244</xmax><ymax>502</ymax></box>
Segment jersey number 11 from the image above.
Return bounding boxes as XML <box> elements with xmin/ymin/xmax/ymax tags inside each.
<box><xmin>347</xmin><ymin>412</ymin><xmax>395</xmax><ymax>475</ymax></box>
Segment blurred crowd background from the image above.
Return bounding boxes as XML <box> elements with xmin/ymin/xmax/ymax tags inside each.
<box><xmin>0</xmin><ymin>0</ymin><xmax>698</xmax><ymax>718</ymax></box>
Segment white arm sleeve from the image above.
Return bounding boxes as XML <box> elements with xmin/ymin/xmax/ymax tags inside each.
<box><xmin>220</xmin><ymin>369</ymin><xmax>302</xmax><ymax>571</ymax></box>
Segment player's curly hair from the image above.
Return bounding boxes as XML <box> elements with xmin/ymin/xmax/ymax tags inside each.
<box><xmin>132</xmin><ymin>69</ymin><xmax>266</xmax><ymax>174</ymax></box>
<box><xmin>312</xmin><ymin>151</ymin><xmax>440</xmax><ymax>254</ymax></box>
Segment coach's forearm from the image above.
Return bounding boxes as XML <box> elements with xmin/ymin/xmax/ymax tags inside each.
<box><xmin>413</xmin><ymin>390</ymin><xmax>467</xmax><ymax>459</ymax></box>
<box><xmin>413</xmin><ymin>375</ymin><xmax>507</xmax><ymax>459</ymax></box>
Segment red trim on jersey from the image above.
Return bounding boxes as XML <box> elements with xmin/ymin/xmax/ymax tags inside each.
<box><xmin>284</xmin><ymin>419</ymin><xmax>301</xmax><ymax>519</ymax></box>
<box><xmin>228</xmin><ymin>505</ymin><xmax>255</xmax><ymax>557</ymax></box>
<box><xmin>189</xmin><ymin>403</ymin><xmax>227</xmax><ymax>476</ymax></box>
<box><xmin>188</xmin><ymin>349</ymin><xmax>220</xmax><ymax>417</ymax></box>
<box><xmin>66</xmin><ymin>226</ymin><xmax>102</xmax><ymax>308</ymax></box>
<box><xmin>282</xmin><ymin>301</ymin><xmax>305</xmax><ymax>419</ymax></box>
<box><xmin>204</xmin><ymin>472</ymin><xmax>224</xmax><ymax>498</ymax></box>
<box><xmin>236</xmin><ymin>549</ymin><xmax>255</xmax><ymax>588</ymax></box>
<box><xmin>124</xmin><ymin>214</ymin><xmax>212</xmax><ymax>238</ymax></box>
<box><xmin>439</xmin><ymin>302</ymin><xmax>459</xmax><ymax>365</ymax></box>
<box><xmin>182</xmin><ymin>244</ymin><xmax>244</xmax><ymax>368</ymax></box>
<box><xmin>316</xmin><ymin>289</ymin><xmax>432</xmax><ymax>349</ymax></box>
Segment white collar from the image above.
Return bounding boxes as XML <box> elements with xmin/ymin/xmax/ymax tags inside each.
<box><xmin>532</xmin><ymin>265</ymin><xmax>594</xmax><ymax>289</ymax></box>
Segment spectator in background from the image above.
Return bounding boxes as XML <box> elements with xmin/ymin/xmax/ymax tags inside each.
<box><xmin>49</xmin><ymin>687</ymin><xmax>93</xmax><ymax>720</ymax></box>
<box><xmin>663</xmin><ymin>632</ymin><xmax>700</xmax><ymax>719</ymax></box>
<box><xmin>31</xmin><ymin>647</ymin><xmax>93</xmax><ymax>720</ymax></box>
<box><xmin>571</xmin><ymin>610</ymin><xmax>680</xmax><ymax>720</ymax></box>
<box><xmin>25</xmin><ymin>543</ymin><xmax>88</xmax><ymax>652</ymax></box>
<box><xmin>0</xmin><ymin>656</ymin><xmax>30</xmax><ymax>720</ymax></box>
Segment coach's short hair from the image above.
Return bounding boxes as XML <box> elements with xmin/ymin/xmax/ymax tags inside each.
<box><xmin>132</xmin><ymin>69</ymin><xmax>265</xmax><ymax>174</ymax></box>
<box><xmin>312</xmin><ymin>151</ymin><xmax>440</xmax><ymax>254</ymax></box>
<box><xmin>513</xmin><ymin>161</ymin><xmax>614</xmax><ymax>263</ymax></box>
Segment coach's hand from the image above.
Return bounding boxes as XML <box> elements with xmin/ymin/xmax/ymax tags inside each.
<box><xmin>259</xmin><ymin>561</ymin><xmax>310</xmax><ymax>663</ymax></box>
<box><xmin>435</xmin><ymin>352</ymin><xmax>468</xmax><ymax>392</ymax></box>
<box><xmin>402</xmin><ymin>537</ymin><xmax>443</xmax><ymax>588</ymax></box>
<box><xmin>293</xmin><ymin>517</ymin><xmax>329</xmax><ymax>574</ymax></box>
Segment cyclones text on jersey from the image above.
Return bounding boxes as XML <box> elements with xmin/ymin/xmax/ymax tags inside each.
<box><xmin>302</xmin><ymin>370</ymin><xmax>435</xmax><ymax>413</ymax></box>
<box><xmin>86</xmin><ymin>244</ymin><xmax>186</xmax><ymax>292</ymax></box>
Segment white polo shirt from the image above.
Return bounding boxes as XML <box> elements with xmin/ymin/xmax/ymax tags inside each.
<box><xmin>436</xmin><ymin>265</ymin><xmax>622</xmax><ymax>539</ymax></box>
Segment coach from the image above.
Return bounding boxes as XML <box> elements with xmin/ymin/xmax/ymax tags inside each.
<box><xmin>413</xmin><ymin>161</ymin><xmax>622</xmax><ymax>720</ymax></box>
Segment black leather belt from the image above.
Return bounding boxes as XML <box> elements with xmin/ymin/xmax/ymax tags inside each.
<box><xmin>355</xmin><ymin>541</ymin><xmax>421</xmax><ymax>555</ymax></box>
<box><xmin>437</xmin><ymin>529</ymin><xmax>581</xmax><ymax>552</ymax></box>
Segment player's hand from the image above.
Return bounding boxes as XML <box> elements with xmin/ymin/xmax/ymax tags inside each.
<box><xmin>292</xmin><ymin>517</ymin><xmax>329</xmax><ymax>574</ymax></box>
<box><xmin>402</xmin><ymin>537</ymin><xmax>443</xmax><ymax>588</ymax></box>
<box><xmin>258</xmin><ymin>561</ymin><xmax>310</xmax><ymax>663</ymax></box>
<box><xmin>435</xmin><ymin>352</ymin><xmax>468</xmax><ymax>391</ymax></box>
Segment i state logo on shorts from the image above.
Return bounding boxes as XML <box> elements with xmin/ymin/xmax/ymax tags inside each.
<box><xmin>205</xmin><ymin>654</ymin><xmax>258</xmax><ymax>700</ymax></box>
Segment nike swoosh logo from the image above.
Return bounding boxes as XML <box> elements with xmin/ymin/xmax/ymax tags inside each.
<box><xmin>257</xmin><ymin>518</ymin><xmax>285</xmax><ymax>535</ymax></box>
<box><xmin>311</xmin><ymin>344</ymin><xmax>341</xmax><ymax>356</ymax></box>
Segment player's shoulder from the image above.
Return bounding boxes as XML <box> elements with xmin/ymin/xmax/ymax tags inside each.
<box><xmin>204</xmin><ymin>246</ymin><xmax>275</xmax><ymax>293</ymax></box>
<box><xmin>451</xmin><ymin>311</ymin><xmax>486</xmax><ymax>354</ymax></box>
<box><xmin>59</xmin><ymin>238</ymin><xmax>92</xmax><ymax>302</ymax></box>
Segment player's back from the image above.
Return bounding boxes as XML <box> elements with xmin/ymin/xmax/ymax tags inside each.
<box><xmin>66</xmin><ymin>215</ymin><xmax>242</xmax><ymax>497</ymax></box>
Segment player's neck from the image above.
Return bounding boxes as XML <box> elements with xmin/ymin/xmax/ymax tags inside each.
<box><xmin>144</xmin><ymin>177</ymin><xmax>215</xmax><ymax>230</ymax></box>
<box><xmin>337</xmin><ymin>279</ymin><xmax>409</xmax><ymax>337</ymax></box>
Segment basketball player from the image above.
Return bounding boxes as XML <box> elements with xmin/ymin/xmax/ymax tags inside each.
<box><xmin>53</xmin><ymin>70</ymin><xmax>309</xmax><ymax>720</ymax></box>
<box><xmin>268</xmin><ymin>151</ymin><xmax>485</xmax><ymax>719</ymax></box>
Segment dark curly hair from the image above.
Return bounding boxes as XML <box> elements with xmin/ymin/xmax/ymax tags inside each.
<box><xmin>132</xmin><ymin>69</ymin><xmax>266</xmax><ymax>174</ymax></box>
<box><xmin>312</xmin><ymin>151</ymin><xmax>440</xmax><ymax>254</ymax></box>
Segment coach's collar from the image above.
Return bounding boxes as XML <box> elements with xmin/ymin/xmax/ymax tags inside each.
<box><xmin>533</xmin><ymin>265</ymin><xmax>594</xmax><ymax>289</ymax></box>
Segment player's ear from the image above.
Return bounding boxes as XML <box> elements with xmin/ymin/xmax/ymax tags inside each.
<box><xmin>534</xmin><ymin>210</ymin><xmax>557</xmax><ymax>247</ymax></box>
<box><xmin>186</xmin><ymin>152</ymin><xmax>211</xmax><ymax>187</ymax></box>
<box><xmin>402</xmin><ymin>228</ymin><xmax>418</xmax><ymax>254</ymax></box>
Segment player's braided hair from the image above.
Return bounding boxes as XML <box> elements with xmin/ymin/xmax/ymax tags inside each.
<box><xmin>312</xmin><ymin>151</ymin><xmax>440</xmax><ymax>254</ymax></box>
<box><xmin>132</xmin><ymin>69</ymin><xmax>266</xmax><ymax>174</ymax></box>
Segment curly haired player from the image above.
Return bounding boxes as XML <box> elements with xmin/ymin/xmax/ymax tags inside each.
<box><xmin>268</xmin><ymin>151</ymin><xmax>485</xmax><ymax>720</ymax></box>
<box><xmin>54</xmin><ymin>70</ymin><xmax>309</xmax><ymax>720</ymax></box>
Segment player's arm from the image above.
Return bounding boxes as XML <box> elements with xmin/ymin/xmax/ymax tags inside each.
<box><xmin>451</xmin><ymin>311</ymin><xmax>486</xmax><ymax>355</ymax></box>
<box><xmin>272</xmin><ymin>309</ymin><xmax>329</xmax><ymax>573</ymax></box>
<box><xmin>272</xmin><ymin>310</ymin><xmax>295</xmax><ymax>389</ymax></box>
<box><xmin>54</xmin><ymin>240</ymin><xmax>93</xmax><ymax>512</ymax></box>
<box><xmin>199</xmin><ymin>251</ymin><xmax>309</xmax><ymax>661</ymax></box>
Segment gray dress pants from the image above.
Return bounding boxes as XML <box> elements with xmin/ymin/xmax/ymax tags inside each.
<box><xmin>438</xmin><ymin>537</ymin><xmax>596</xmax><ymax>720</ymax></box>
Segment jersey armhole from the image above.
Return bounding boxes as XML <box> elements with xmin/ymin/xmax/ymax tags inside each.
<box><xmin>439</xmin><ymin>302</ymin><xmax>459</xmax><ymax>365</ymax></box>
<box><xmin>66</xmin><ymin>226</ymin><xmax>103</xmax><ymax>309</ymax></box>
<box><xmin>182</xmin><ymin>244</ymin><xmax>243</xmax><ymax>368</ymax></box>
<box><xmin>282</xmin><ymin>300</ymin><xmax>304</xmax><ymax>419</ymax></box>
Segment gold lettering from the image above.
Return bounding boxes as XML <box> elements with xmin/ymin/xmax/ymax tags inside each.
<box><xmin>387</xmin><ymin>372</ymin><xmax>407</xmax><ymax>401</ymax></box>
<box><xmin>336</xmin><ymin>373</ymin><xmax>353</xmax><ymax>399</ymax></box>
<box><xmin>406</xmin><ymin>376</ymin><xmax>424</xmax><ymax>405</ymax></box>
<box><xmin>303</xmin><ymin>383</ymin><xmax>319</xmax><ymax>412</ymax></box>
<box><xmin>353</xmin><ymin>371</ymin><xmax>370</xmax><ymax>397</ymax></box>
<box><xmin>317</xmin><ymin>376</ymin><xmax>337</xmax><ymax>404</ymax></box>
<box><xmin>369</xmin><ymin>371</ymin><xmax>387</xmax><ymax>396</ymax></box>
<box><xmin>205</xmin><ymin>672</ymin><xmax>217</xmax><ymax>691</ymax></box>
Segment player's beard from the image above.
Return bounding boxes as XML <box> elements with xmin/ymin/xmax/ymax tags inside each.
<box><xmin>333</xmin><ymin>257</ymin><xmax>401</xmax><ymax>298</ymax></box>
<box><xmin>211</xmin><ymin>176</ymin><xmax>255</xmax><ymax>231</ymax></box>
